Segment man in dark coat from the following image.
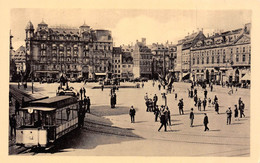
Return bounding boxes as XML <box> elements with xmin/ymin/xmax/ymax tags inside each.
<box><xmin>153</xmin><ymin>94</ymin><xmax>158</xmax><ymax>109</ymax></box>
<box><xmin>203</xmin><ymin>98</ymin><xmax>207</xmax><ymax>111</ymax></box>
<box><xmin>10</xmin><ymin>114</ymin><xmax>16</xmax><ymax>137</ymax></box>
<box><xmin>194</xmin><ymin>94</ymin><xmax>198</xmax><ymax>106</ymax></box>
<box><xmin>215</xmin><ymin>101</ymin><xmax>219</xmax><ymax>114</ymax></box>
<box><xmin>129</xmin><ymin>106</ymin><xmax>136</xmax><ymax>123</ymax></box>
<box><xmin>158</xmin><ymin>113</ymin><xmax>167</xmax><ymax>132</ymax></box>
<box><xmin>203</xmin><ymin>113</ymin><xmax>209</xmax><ymax>131</ymax></box>
<box><xmin>86</xmin><ymin>96</ymin><xmax>91</xmax><ymax>113</ymax></box>
<box><xmin>204</xmin><ymin>89</ymin><xmax>208</xmax><ymax>99</ymax></box>
<box><xmin>165</xmin><ymin>107</ymin><xmax>171</xmax><ymax>126</ymax></box>
<box><xmin>158</xmin><ymin>84</ymin><xmax>161</xmax><ymax>90</ymax></box>
<box><xmin>190</xmin><ymin>108</ymin><xmax>194</xmax><ymax>127</ymax></box>
<box><xmin>178</xmin><ymin>99</ymin><xmax>184</xmax><ymax>115</ymax></box>
<box><xmin>154</xmin><ymin>105</ymin><xmax>159</xmax><ymax>122</ymax></box>
<box><xmin>80</xmin><ymin>88</ymin><xmax>83</xmax><ymax>100</ymax></box>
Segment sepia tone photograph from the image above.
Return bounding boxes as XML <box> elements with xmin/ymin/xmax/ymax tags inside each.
<box><xmin>7</xmin><ymin>7</ymin><xmax>253</xmax><ymax>157</ymax></box>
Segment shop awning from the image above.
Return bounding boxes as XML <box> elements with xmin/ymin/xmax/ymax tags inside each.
<box><xmin>241</xmin><ymin>73</ymin><xmax>251</xmax><ymax>81</ymax></box>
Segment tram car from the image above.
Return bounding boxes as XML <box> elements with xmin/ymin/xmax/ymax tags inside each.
<box><xmin>16</xmin><ymin>96</ymin><xmax>82</xmax><ymax>148</ymax></box>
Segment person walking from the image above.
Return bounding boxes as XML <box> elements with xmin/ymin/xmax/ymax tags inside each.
<box><xmin>129</xmin><ymin>106</ymin><xmax>136</xmax><ymax>123</ymax></box>
<box><xmin>154</xmin><ymin>105</ymin><xmax>160</xmax><ymax>122</ymax></box>
<box><xmin>158</xmin><ymin>113</ymin><xmax>167</xmax><ymax>132</ymax></box>
<box><xmin>80</xmin><ymin>88</ymin><xmax>83</xmax><ymax>100</ymax></box>
<box><xmin>178</xmin><ymin>99</ymin><xmax>183</xmax><ymax>115</ymax></box>
<box><xmin>210</xmin><ymin>84</ymin><xmax>213</xmax><ymax>92</ymax></box>
<box><xmin>15</xmin><ymin>100</ymin><xmax>20</xmax><ymax>115</ymax></box>
<box><xmin>234</xmin><ymin>105</ymin><xmax>239</xmax><ymax>121</ymax></box>
<box><xmin>215</xmin><ymin>101</ymin><xmax>219</xmax><ymax>114</ymax></box>
<box><xmin>101</xmin><ymin>84</ymin><xmax>104</xmax><ymax>91</ymax></box>
<box><xmin>226</xmin><ymin>107</ymin><xmax>232</xmax><ymax>125</ymax></box>
<box><xmin>194</xmin><ymin>94</ymin><xmax>198</xmax><ymax>106</ymax></box>
<box><xmin>86</xmin><ymin>96</ymin><xmax>91</xmax><ymax>113</ymax></box>
<box><xmin>83</xmin><ymin>87</ymin><xmax>86</xmax><ymax>98</ymax></box>
<box><xmin>175</xmin><ymin>93</ymin><xmax>177</xmax><ymax>100</ymax></box>
<box><xmin>204</xmin><ymin>89</ymin><xmax>208</xmax><ymax>99</ymax></box>
<box><xmin>203</xmin><ymin>98</ymin><xmax>207</xmax><ymax>111</ymax></box>
<box><xmin>198</xmin><ymin>98</ymin><xmax>202</xmax><ymax>111</ymax></box>
<box><xmin>240</xmin><ymin>102</ymin><xmax>245</xmax><ymax>117</ymax></box>
<box><xmin>9</xmin><ymin>114</ymin><xmax>16</xmax><ymax>137</ymax></box>
<box><xmin>165</xmin><ymin>107</ymin><xmax>171</xmax><ymax>126</ymax></box>
<box><xmin>153</xmin><ymin>94</ymin><xmax>158</xmax><ymax>110</ymax></box>
<box><xmin>203</xmin><ymin>113</ymin><xmax>209</xmax><ymax>131</ymax></box>
<box><xmin>190</xmin><ymin>108</ymin><xmax>194</xmax><ymax>127</ymax></box>
<box><xmin>110</xmin><ymin>93</ymin><xmax>115</xmax><ymax>108</ymax></box>
<box><xmin>158</xmin><ymin>84</ymin><xmax>161</xmax><ymax>91</ymax></box>
<box><xmin>208</xmin><ymin>98</ymin><xmax>212</xmax><ymax>107</ymax></box>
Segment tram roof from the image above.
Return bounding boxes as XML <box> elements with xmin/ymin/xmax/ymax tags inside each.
<box><xmin>20</xmin><ymin>107</ymin><xmax>56</xmax><ymax>111</ymax></box>
<box><xmin>30</xmin><ymin>95</ymin><xmax>78</xmax><ymax>108</ymax></box>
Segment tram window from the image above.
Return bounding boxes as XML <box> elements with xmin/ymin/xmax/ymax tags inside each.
<box><xmin>66</xmin><ymin>108</ymin><xmax>72</xmax><ymax>121</ymax></box>
<box><xmin>61</xmin><ymin>108</ymin><xmax>68</xmax><ymax>122</ymax></box>
<box><xmin>56</xmin><ymin>110</ymin><xmax>62</xmax><ymax>126</ymax></box>
<box><xmin>43</xmin><ymin>112</ymin><xmax>54</xmax><ymax>125</ymax></box>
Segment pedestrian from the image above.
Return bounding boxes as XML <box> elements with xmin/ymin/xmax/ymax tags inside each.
<box><xmin>214</xmin><ymin>95</ymin><xmax>218</xmax><ymax>104</ymax></box>
<box><xmin>15</xmin><ymin>100</ymin><xmax>20</xmax><ymax>115</ymax></box>
<box><xmin>101</xmin><ymin>84</ymin><xmax>104</xmax><ymax>91</ymax></box>
<box><xmin>154</xmin><ymin>105</ymin><xmax>159</xmax><ymax>122</ymax></box>
<box><xmin>9</xmin><ymin>114</ymin><xmax>16</xmax><ymax>137</ymax></box>
<box><xmin>203</xmin><ymin>98</ymin><xmax>207</xmax><ymax>111</ymax></box>
<box><xmin>190</xmin><ymin>108</ymin><xmax>194</xmax><ymax>127</ymax></box>
<box><xmin>210</xmin><ymin>84</ymin><xmax>213</xmax><ymax>92</ymax></box>
<box><xmin>83</xmin><ymin>87</ymin><xmax>86</xmax><ymax>98</ymax></box>
<box><xmin>203</xmin><ymin>113</ymin><xmax>209</xmax><ymax>131</ymax></box>
<box><xmin>175</xmin><ymin>93</ymin><xmax>177</xmax><ymax>100</ymax></box>
<box><xmin>165</xmin><ymin>106</ymin><xmax>171</xmax><ymax>126</ymax></box>
<box><xmin>144</xmin><ymin>93</ymin><xmax>148</xmax><ymax>101</ymax></box>
<box><xmin>153</xmin><ymin>94</ymin><xmax>158</xmax><ymax>109</ymax></box>
<box><xmin>158</xmin><ymin>84</ymin><xmax>161</xmax><ymax>91</ymax></box>
<box><xmin>129</xmin><ymin>106</ymin><xmax>136</xmax><ymax>123</ymax></box>
<box><xmin>194</xmin><ymin>94</ymin><xmax>198</xmax><ymax>106</ymax></box>
<box><xmin>238</xmin><ymin>97</ymin><xmax>242</xmax><ymax>106</ymax></box>
<box><xmin>234</xmin><ymin>105</ymin><xmax>239</xmax><ymax>121</ymax></box>
<box><xmin>215</xmin><ymin>101</ymin><xmax>219</xmax><ymax>114</ymax></box>
<box><xmin>240</xmin><ymin>102</ymin><xmax>245</xmax><ymax>117</ymax></box>
<box><xmin>204</xmin><ymin>89</ymin><xmax>208</xmax><ymax>99</ymax></box>
<box><xmin>178</xmin><ymin>99</ymin><xmax>184</xmax><ymax>115</ymax></box>
<box><xmin>86</xmin><ymin>96</ymin><xmax>91</xmax><ymax>113</ymax></box>
<box><xmin>226</xmin><ymin>107</ymin><xmax>232</xmax><ymax>125</ymax></box>
<box><xmin>142</xmin><ymin>82</ymin><xmax>144</xmax><ymax>88</ymax></box>
<box><xmin>110</xmin><ymin>93</ymin><xmax>115</xmax><ymax>108</ymax></box>
<box><xmin>190</xmin><ymin>89</ymin><xmax>193</xmax><ymax>98</ymax></box>
<box><xmin>114</xmin><ymin>93</ymin><xmax>117</xmax><ymax>107</ymax></box>
<box><xmin>158</xmin><ymin>112</ymin><xmax>167</xmax><ymax>132</ymax></box>
<box><xmin>194</xmin><ymin>88</ymin><xmax>197</xmax><ymax>96</ymax></box>
<box><xmin>152</xmin><ymin>81</ymin><xmax>155</xmax><ymax>87</ymax></box>
<box><xmin>198</xmin><ymin>98</ymin><xmax>202</xmax><ymax>111</ymax></box>
<box><xmin>80</xmin><ymin>88</ymin><xmax>83</xmax><ymax>100</ymax></box>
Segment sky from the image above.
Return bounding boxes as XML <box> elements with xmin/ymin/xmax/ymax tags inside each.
<box><xmin>10</xmin><ymin>9</ymin><xmax>251</xmax><ymax>50</ymax></box>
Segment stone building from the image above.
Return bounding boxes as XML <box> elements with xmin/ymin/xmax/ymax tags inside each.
<box><xmin>25</xmin><ymin>20</ymin><xmax>113</xmax><ymax>80</ymax></box>
<box><xmin>190</xmin><ymin>23</ymin><xmax>251</xmax><ymax>84</ymax></box>
<box><xmin>150</xmin><ymin>42</ymin><xmax>177</xmax><ymax>79</ymax></box>
<box><xmin>11</xmin><ymin>46</ymin><xmax>26</xmax><ymax>73</ymax></box>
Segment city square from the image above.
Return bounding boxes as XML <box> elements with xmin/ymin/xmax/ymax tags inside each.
<box><xmin>9</xmin><ymin>80</ymin><xmax>250</xmax><ymax>156</ymax></box>
<box><xmin>8</xmin><ymin>9</ymin><xmax>251</xmax><ymax>157</ymax></box>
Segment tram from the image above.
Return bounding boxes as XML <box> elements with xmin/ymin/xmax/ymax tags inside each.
<box><xmin>16</xmin><ymin>95</ymin><xmax>82</xmax><ymax>148</ymax></box>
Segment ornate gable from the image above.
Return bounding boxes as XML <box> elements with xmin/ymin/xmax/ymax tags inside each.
<box><xmin>235</xmin><ymin>34</ymin><xmax>250</xmax><ymax>45</ymax></box>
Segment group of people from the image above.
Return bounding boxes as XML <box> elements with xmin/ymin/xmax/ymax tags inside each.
<box><xmin>144</xmin><ymin>93</ymin><xmax>158</xmax><ymax>112</ymax></box>
<box><xmin>225</xmin><ymin>97</ymin><xmax>246</xmax><ymax>125</ymax></box>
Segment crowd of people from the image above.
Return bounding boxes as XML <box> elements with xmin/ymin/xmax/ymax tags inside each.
<box><xmin>139</xmin><ymin>80</ymin><xmax>248</xmax><ymax>132</ymax></box>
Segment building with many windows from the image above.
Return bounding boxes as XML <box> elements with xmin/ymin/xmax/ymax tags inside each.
<box><xmin>190</xmin><ymin>23</ymin><xmax>251</xmax><ymax>84</ymax></box>
<box><xmin>150</xmin><ymin>42</ymin><xmax>177</xmax><ymax>79</ymax></box>
<box><xmin>112</xmin><ymin>47</ymin><xmax>122</xmax><ymax>78</ymax></box>
<box><xmin>11</xmin><ymin>46</ymin><xmax>26</xmax><ymax>73</ymax></box>
<box><xmin>25</xmin><ymin>20</ymin><xmax>113</xmax><ymax>80</ymax></box>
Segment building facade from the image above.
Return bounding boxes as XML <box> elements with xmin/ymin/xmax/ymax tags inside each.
<box><xmin>190</xmin><ymin>23</ymin><xmax>251</xmax><ymax>84</ymax></box>
<box><xmin>11</xmin><ymin>46</ymin><xmax>26</xmax><ymax>73</ymax></box>
<box><xmin>25</xmin><ymin>20</ymin><xmax>113</xmax><ymax>80</ymax></box>
<box><xmin>112</xmin><ymin>47</ymin><xmax>122</xmax><ymax>78</ymax></box>
<box><xmin>150</xmin><ymin>43</ymin><xmax>177</xmax><ymax>79</ymax></box>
